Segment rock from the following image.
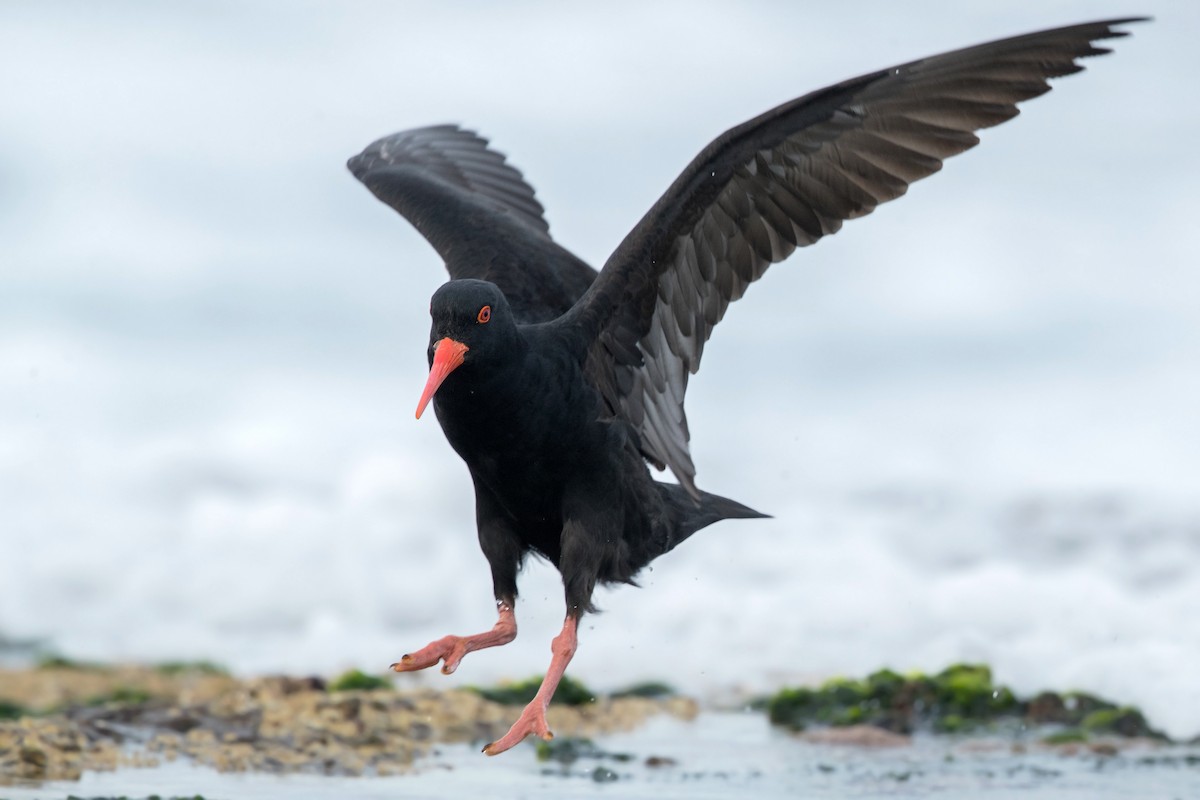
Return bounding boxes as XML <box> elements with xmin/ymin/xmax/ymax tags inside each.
<box><xmin>0</xmin><ymin>664</ymin><xmax>697</xmax><ymax>783</ymax></box>
<box><xmin>801</xmin><ymin>724</ymin><xmax>912</xmax><ymax>748</ymax></box>
<box><xmin>1026</xmin><ymin>692</ymin><xmax>1069</xmax><ymax>724</ymax></box>
<box><xmin>592</xmin><ymin>765</ymin><xmax>619</xmax><ymax>782</ymax></box>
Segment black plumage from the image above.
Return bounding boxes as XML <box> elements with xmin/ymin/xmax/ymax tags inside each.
<box><xmin>346</xmin><ymin>18</ymin><xmax>1142</xmax><ymax>754</ymax></box>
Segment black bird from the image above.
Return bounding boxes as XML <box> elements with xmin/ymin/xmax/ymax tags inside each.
<box><xmin>347</xmin><ymin>18</ymin><xmax>1142</xmax><ymax>754</ymax></box>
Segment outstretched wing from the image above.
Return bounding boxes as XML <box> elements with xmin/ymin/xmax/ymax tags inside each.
<box><xmin>569</xmin><ymin>18</ymin><xmax>1144</xmax><ymax>497</ymax></box>
<box><xmin>348</xmin><ymin>125</ymin><xmax>596</xmax><ymax>322</ymax></box>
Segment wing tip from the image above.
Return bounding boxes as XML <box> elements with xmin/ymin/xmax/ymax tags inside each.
<box><xmin>345</xmin><ymin>123</ymin><xmax>474</xmax><ymax>180</ymax></box>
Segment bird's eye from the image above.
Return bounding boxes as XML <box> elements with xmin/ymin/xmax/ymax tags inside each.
<box><xmin>477</xmin><ymin>305</ymin><xmax>491</xmax><ymax>324</ymax></box>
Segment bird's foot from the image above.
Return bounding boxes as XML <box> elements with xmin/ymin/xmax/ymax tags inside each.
<box><xmin>391</xmin><ymin>604</ymin><xmax>517</xmax><ymax>676</ymax></box>
<box><xmin>483</xmin><ymin>700</ymin><xmax>553</xmax><ymax>755</ymax></box>
<box><xmin>482</xmin><ymin>615</ymin><xmax>579</xmax><ymax>756</ymax></box>
<box><xmin>391</xmin><ymin>634</ymin><xmax>471</xmax><ymax>675</ymax></box>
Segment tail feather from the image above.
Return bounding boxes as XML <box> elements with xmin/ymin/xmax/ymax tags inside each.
<box><xmin>659</xmin><ymin>482</ymin><xmax>769</xmax><ymax>552</ymax></box>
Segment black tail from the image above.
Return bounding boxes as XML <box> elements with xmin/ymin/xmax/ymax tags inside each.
<box><xmin>658</xmin><ymin>482</ymin><xmax>769</xmax><ymax>552</ymax></box>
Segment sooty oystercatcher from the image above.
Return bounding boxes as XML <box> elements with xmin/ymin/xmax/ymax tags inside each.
<box><xmin>347</xmin><ymin>18</ymin><xmax>1143</xmax><ymax>754</ymax></box>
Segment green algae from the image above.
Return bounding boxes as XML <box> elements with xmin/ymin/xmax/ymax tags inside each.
<box><xmin>1041</xmin><ymin>728</ymin><xmax>1088</xmax><ymax>745</ymax></box>
<box><xmin>470</xmin><ymin>674</ymin><xmax>596</xmax><ymax>706</ymax></box>
<box><xmin>471</xmin><ymin>675</ymin><xmax>670</xmax><ymax>708</ymax></box>
<box><xmin>767</xmin><ymin>662</ymin><xmax>1167</xmax><ymax>740</ymax></box>
<box><xmin>0</xmin><ymin>700</ymin><xmax>28</xmax><ymax>720</ymax></box>
<box><xmin>610</xmin><ymin>681</ymin><xmax>676</xmax><ymax>699</ymax></box>
<box><xmin>35</xmin><ymin>655</ymin><xmax>108</xmax><ymax>671</ymax></box>
<box><xmin>327</xmin><ymin>669</ymin><xmax>392</xmax><ymax>692</ymax></box>
<box><xmin>84</xmin><ymin>687</ymin><xmax>154</xmax><ymax>707</ymax></box>
<box><xmin>154</xmin><ymin>660</ymin><xmax>228</xmax><ymax>676</ymax></box>
<box><xmin>1081</xmin><ymin>706</ymin><xmax>1156</xmax><ymax>737</ymax></box>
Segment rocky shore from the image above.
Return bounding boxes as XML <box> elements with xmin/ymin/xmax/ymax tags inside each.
<box><xmin>0</xmin><ymin>663</ymin><xmax>696</xmax><ymax>783</ymax></box>
<box><xmin>2</xmin><ymin>660</ymin><xmax>1192</xmax><ymax>792</ymax></box>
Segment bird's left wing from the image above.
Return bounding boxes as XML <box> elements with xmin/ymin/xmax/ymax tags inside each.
<box><xmin>567</xmin><ymin>18</ymin><xmax>1143</xmax><ymax>497</ymax></box>
<box><xmin>349</xmin><ymin>125</ymin><xmax>596</xmax><ymax>322</ymax></box>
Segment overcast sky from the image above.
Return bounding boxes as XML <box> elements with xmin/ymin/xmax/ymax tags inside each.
<box><xmin>4</xmin><ymin>3</ymin><xmax>1196</xmax><ymax>500</ymax></box>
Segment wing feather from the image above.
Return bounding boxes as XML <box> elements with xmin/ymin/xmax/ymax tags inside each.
<box><xmin>348</xmin><ymin>124</ymin><xmax>597</xmax><ymax>322</ymax></box>
<box><xmin>568</xmin><ymin>18</ymin><xmax>1143</xmax><ymax>496</ymax></box>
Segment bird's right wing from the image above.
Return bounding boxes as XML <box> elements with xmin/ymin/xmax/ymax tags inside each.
<box><xmin>567</xmin><ymin>18</ymin><xmax>1143</xmax><ymax>497</ymax></box>
<box><xmin>348</xmin><ymin>125</ymin><xmax>597</xmax><ymax>322</ymax></box>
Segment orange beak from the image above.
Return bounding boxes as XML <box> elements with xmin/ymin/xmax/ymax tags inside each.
<box><xmin>416</xmin><ymin>337</ymin><xmax>469</xmax><ymax>419</ymax></box>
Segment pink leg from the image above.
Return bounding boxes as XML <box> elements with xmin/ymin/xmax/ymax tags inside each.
<box><xmin>392</xmin><ymin>602</ymin><xmax>517</xmax><ymax>676</ymax></box>
<box><xmin>482</xmin><ymin>615</ymin><xmax>579</xmax><ymax>756</ymax></box>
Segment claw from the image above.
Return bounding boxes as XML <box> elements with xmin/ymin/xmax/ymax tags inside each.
<box><xmin>390</xmin><ymin>605</ymin><xmax>518</xmax><ymax>677</ymax></box>
<box><xmin>483</xmin><ymin>700</ymin><xmax>555</xmax><ymax>755</ymax></box>
<box><xmin>391</xmin><ymin>637</ymin><xmax>459</xmax><ymax>673</ymax></box>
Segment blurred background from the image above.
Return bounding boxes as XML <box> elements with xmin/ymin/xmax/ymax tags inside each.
<box><xmin>2</xmin><ymin>1</ymin><xmax>1197</xmax><ymax>739</ymax></box>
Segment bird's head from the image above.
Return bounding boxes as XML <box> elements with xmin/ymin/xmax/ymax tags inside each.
<box><xmin>416</xmin><ymin>279</ymin><xmax>517</xmax><ymax>419</ymax></box>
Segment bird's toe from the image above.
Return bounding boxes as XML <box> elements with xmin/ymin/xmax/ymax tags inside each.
<box><xmin>390</xmin><ymin>635</ymin><xmax>459</xmax><ymax>673</ymax></box>
<box><xmin>482</xmin><ymin>702</ymin><xmax>553</xmax><ymax>755</ymax></box>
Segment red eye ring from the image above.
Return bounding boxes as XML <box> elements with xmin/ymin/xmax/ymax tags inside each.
<box><xmin>477</xmin><ymin>305</ymin><xmax>491</xmax><ymax>324</ymax></box>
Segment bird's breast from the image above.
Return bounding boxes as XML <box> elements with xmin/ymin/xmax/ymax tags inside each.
<box><xmin>432</xmin><ymin>355</ymin><xmax>611</xmax><ymax>515</ymax></box>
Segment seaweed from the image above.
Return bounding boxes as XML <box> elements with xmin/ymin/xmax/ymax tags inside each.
<box><xmin>0</xmin><ymin>699</ymin><xmax>29</xmax><ymax>720</ymax></box>
<box><xmin>154</xmin><ymin>660</ymin><xmax>229</xmax><ymax>676</ymax></box>
<box><xmin>766</xmin><ymin>662</ymin><xmax>1167</xmax><ymax>740</ymax></box>
<box><xmin>609</xmin><ymin>680</ymin><xmax>676</xmax><ymax>699</ymax></box>
<box><xmin>35</xmin><ymin>655</ymin><xmax>107</xmax><ymax>671</ymax></box>
<box><xmin>85</xmin><ymin>687</ymin><xmax>155</xmax><ymax>707</ymax></box>
<box><xmin>470</xmin><ymin>674</ymin><xmax>595</xmax><ymax>706</ymax></box>
<box><xmin>327</xmin><ymin>669</ymin><xmax>392</xmax><ymax>692</ymax></box>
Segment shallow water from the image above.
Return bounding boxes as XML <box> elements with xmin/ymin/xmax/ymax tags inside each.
<box><xmin>4</xmin><ymin>713</ymin><xmax>1198</xmax><ymax>799</ymax></box>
